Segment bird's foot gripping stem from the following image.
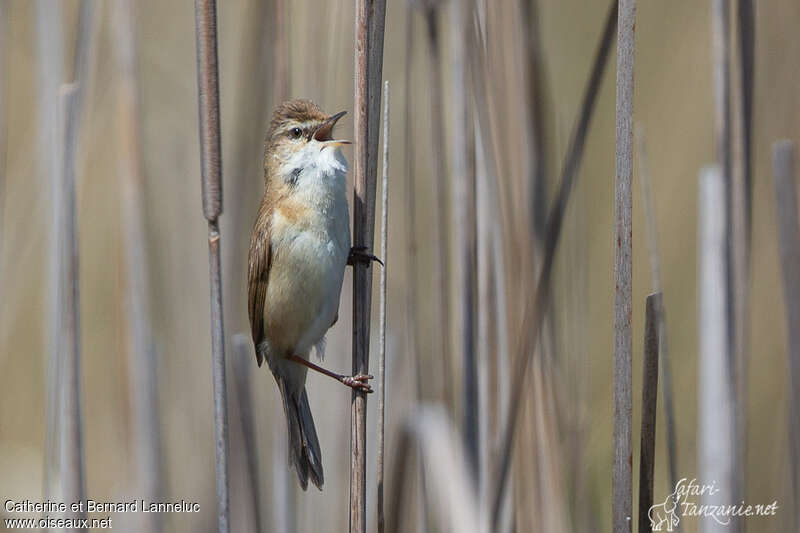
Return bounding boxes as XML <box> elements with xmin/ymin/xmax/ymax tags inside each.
<box><xmin>347</xmin><ymin>245</ymin><xmax>383</xmax><ymax>267</ymax></box>
<box><xmin>288</xmin><ymin>355</ymin><xmax>374</xmax><ymax>393</ymax></box>
<box><xmin>341</xmin><ymin>373</ymin><xmax>374</xmax><ymax>393</ymax></box>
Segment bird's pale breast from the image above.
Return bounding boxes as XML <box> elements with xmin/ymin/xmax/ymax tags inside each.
<box><xmin>262</xmin><ymin>149</ymin><xmax>350</xmax><ymax>361</ymax></box>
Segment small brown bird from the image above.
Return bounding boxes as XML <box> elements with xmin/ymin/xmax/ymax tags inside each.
<box><xmin>248</xmin><ymin>99</ymin><xmax>375</xmax><ymax>490</ymax></box>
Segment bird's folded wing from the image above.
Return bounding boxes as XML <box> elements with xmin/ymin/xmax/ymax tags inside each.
<box><xmin>248</xmin><ymin>204</ymin><xmax>272</xmax><ymax>367</ymax></box>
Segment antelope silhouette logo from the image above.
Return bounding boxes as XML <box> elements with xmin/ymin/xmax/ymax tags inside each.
<box><xmin>649</xmin><ymin>487</ymin><xmax>681</xmax><ymax>531</ymax></box>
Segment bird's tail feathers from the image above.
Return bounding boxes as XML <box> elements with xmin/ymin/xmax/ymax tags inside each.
<box><xmin>278</xmin><ymin>379</ymin><xmax>324</xmax><ymax>490</ymax></box>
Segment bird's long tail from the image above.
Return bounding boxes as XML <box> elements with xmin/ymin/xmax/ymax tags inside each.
<box><xmin>278</xmin><ymin>380</ymin><xmax>324</xmax><ymax>490</ymax></box>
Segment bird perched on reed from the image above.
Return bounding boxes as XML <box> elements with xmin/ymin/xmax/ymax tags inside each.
<box><xmin>248</xmin><ymin>99</ymin><xmax>376</xmax><ymax>490</ymax></box>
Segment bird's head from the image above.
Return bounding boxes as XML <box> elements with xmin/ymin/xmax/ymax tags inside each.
<box><xmin>264</xmin><ymin>99</ymin><xmax>350</xmax><ymax>182</ymax></box>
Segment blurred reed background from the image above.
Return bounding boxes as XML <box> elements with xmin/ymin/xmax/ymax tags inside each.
<box><xmin>1</xmin><ymin>0</ymin><xmax>800</xmax><ymax>532</ymax></box>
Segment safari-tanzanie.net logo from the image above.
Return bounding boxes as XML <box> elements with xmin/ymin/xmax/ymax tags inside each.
<box><xmin>648</xmin><ymin>478</ymin><xmax>779</xmax><ymax>531</ymax></box>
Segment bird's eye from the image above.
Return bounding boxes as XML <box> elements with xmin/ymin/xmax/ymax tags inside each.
<box><xmin>289</xmin><ymin>127</ymin><xmax>303</xmax><ymax>139</ymax></box>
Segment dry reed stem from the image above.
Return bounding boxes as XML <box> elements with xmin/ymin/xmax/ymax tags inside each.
<box><xmin>193</xmin><ymin>1</ymin><xmax>229</xmax><ymax>530</ymax></box>
<box><xmin>638</xmin><ymin>293</ymin><xmax>661</xmax><ymax>533</ymax></box>
<box><xmin>730</xmin><ymin>0</ymin><xmax>754</xmax><ymax>512</ymax></box>
<box><xmin>712</xmin><ymin>4</ymin><xmax>747</xmax><ymax>526</ymax></box>
<box><xmin>636</xmin><ymin>127</ymin><xmax>680</xmax><ymax>516</ymax></box>
<box><xmin>402</xmin><ymin>13</ymin><xmax>431</xmax><ymax>530</ymax></box>
<box><xmin>57</xmin><ymin>83</ymin><xmax>86</xmax><ymax>529</ymax></box>
<box><xmin>475</xmin><ymin>118</ymin><xmax>491</xmax><ymax>529</ymax></box>
<box><xmin>377</xmin><ymin>80</ymin><xmax>390</xmax><ymax>533</ymax></box>
<box><xmin>232</xmin><ymin>334</ymin><xmax>262</xmax><ymax>533</ymax></box>
<box><xmin>38</xmin><ymin>0</ymin><xmax>65</xmax><ymax>508</ymax></box>
<box><xmin>423</xmin><ymin>5</ymin><xmax>454</xmax><ymax>411</ymax></box>
<box><xmin>351</xmin><ymin>1</ymin><xmax>386</xmax><ymax>531</ymax></box>
<box><xmin>613</xmin><ymin>1</ymin><xmax>635</xmax><ymax>531</ymax></box>
<box><xmin>698</xmin><ymin>166</ymin><xmax>734</xmax><ymax>533</ymax></box>
<box><xmin>403</xmin><ymin>9</ymin><xmax>422</xmax><ymax>399</ymax></box>
<box><xmin>771</xmin><ymin>141</ymin><xmax>800</xmax><ymax>529</ymax></box>
<box><xmin>113</xmin><ymin>2</ymin><xmax>163</xmax><ymax>530</ymax></box>
<box><xmin>466</xmin><ymin>14</ymin><xmax>512</xmax><ymax>526</ymax></box>
<box><xmin>449</xmin><ymin>0</ymin><xmax>478</xmax><ymax>479</ymax></box>
<box><xmin>520</xmin><ymin>0</ymin><xmax>548</xmax><ymax>249</ymax></box>
<box><xmin>466</xmin><ymin>24</ymin><xmax>512</xmax><ymax>510</ymax></box>
<box><xmin>735</xmin><ymin>0</ymin><xmax>754</xmax><ymax>232</ymax></box>
<box><xmin>272</xmin><ymin>439</ymin><xmax>295</xmax><ymax>533</ymax></box>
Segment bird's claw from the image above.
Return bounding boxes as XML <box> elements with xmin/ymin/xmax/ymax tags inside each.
<box><xmin>347</xmin><ymin>246</ymin><xmax>384</xmax><ymax>267</ymax></box>
<box><xmin>342</xmin><ymin>373</ymin><xmax>374</xmax><ymax>393</ymax></box>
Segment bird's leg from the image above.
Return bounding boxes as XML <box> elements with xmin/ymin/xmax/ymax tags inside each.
<box><xmin>347</xmin><ymin>245</ymin><xmax>384</xmax><ymax>267</ymax></box>
<box><xmin>287</xmin><ymin>354</ymin><xmax>373</xmax><ymax>393</ymax></box>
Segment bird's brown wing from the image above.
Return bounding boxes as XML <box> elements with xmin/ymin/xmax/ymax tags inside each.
<box><xmin>248</xmin><ymin>203</ymin><xmax>272</xmax><ymax>367</ymax></box>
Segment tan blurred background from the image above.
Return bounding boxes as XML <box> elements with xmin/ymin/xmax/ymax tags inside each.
<box><xmin>1</xmin><ymin>0</ymin><xmax>799</xmax><ymax>532</ymax></box>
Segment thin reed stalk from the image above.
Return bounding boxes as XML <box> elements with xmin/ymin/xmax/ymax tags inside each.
<box><xmin>449</xmin><ymin>0</ymin><xmax>478</xmax><ymax>480</ymax></box>
<box><xmin>114</xmin><ymin>4</ymin><xmax>163</xmax><ymax>531</ymax></box>
<box><xmin>232</xmin><ymin>334</ymin><xmax>262</xmax><ymax>533</ymax></box>
<box><xmin>698</xmin><ymin>166</ymin><xmax>734</xmax><ymax>533</ymax></box>
<box><xmin>638</xmin><ymin>292</ymin><xmax>661</xmax><ymax>533</ymax></box>
<box><xmin>377</xmin><ymin>80</ymin><xmax>390</xmax><ymax>533</ymax></box>
<box><xmin>730</xmin><ymin>0</ymin><xmax>754</xmax><ymax>512</ymax></box>
<box><xmin>402</xmin><ymin>13</ymin><xmax>431</xmax><ymax>531</ymax></box>
<box><xmin>490</xmin><ymin>2</ymin><xmax>619</xmax><ymax>527</ymax></box>
<box><xmin>272</xmin><ymin>440</ymin><xmax>295</xmax><ymax>533</ymax></box>
<box><xmin>422</xmin><ymin>3</ymin><xmax>454</xmax><ymax>411</ymax></box>
<box><xmin>468</xmin><ymin>17</ymin><xmax>513</xmax><ymax>528</ymax></box>
<box><xmin>520</xmin><ymin>0</ymin><xmax>548</xmax><ymax>249</ymax></box>
<box><xmin>771</xmin><ymin>141</ymin><xmax>800</xmax><ymax>529</ymax></box>
<box><xmin>70</xmin><ymin>0</ymin><xmax>93</xmax><ymax>122</ymax></box>
<box><xmin>475</xmin><ymin>116</ymin><xmax>492</xmax><ymax>530</ymax></box>
<box><xmin>636</xmin><ymin>127</ymin><xmax>680</xmax><ymax>517</ymax></box>
<box><xmin>351</xmin><ymin>1</ymin><xmax>386</xmax><ymax>531</ymax></box>
<box><xmin>193</xmin><ymin>1</ymin><xmax>229</xmax><ymax>531</ymax></box>
<box><xmin>613</xmin><ymin>2</ymin><xmax>635</xmax><ymax>531</ymax></box>
<box><xmin>55</xmin><ymin>6</ymin><xmax>94</xmax><ymax>523</ymax></box>
<box><xmin>712</xmin><ymin>4</ymin><xmax>746</xmax><ymax>526</ymax></box>
<box><xmin>712</xmin><ymin>0</ymin><xmax>732</xmax><ymax>189</ymax></box>
<box><xmin>37</xmin><ymin>0</ymin><xmax>65</xmax><ymax>507</ymax></box>
<box><xmin>403</xmin><ymin>8</ymin><xmax>422</xmax><ymax>399</ymax></box>
<box><xmin>58</xmin><ymin>83</ymin><xmax>86</xmax><ymax>528</ymax></box>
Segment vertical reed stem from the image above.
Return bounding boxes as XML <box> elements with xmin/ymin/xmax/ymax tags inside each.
<box><xmin>37</xmin><ymin>0</ymin><xmax>65</xmax><ymax>507</ymax></box>
<box><xmin>351</xmin><ymin>1</ymin><xmax>386</xmax><ymax>531</ymax></box>
<box><xmin>58</xmin><ymin>83</ymin><xmax>86</xmax><ymax>530</ymax></box>
<box><xmin>613</xmin><ymin>1</ymin><xmax>635</xmax><ymax>531</ymax></box>
<box><xmin>698</xmin><ymin>166</ymin><xmax>734</xmax><ymax>533</ymax></box>
<box><xmin>449</xmin><ymin>0</ymin><xmax>478</xmax><ymax>479</ymax></box>
<box><xmin>638</xmin><ymin>293</ymin><xmax>661</xmax><ymax>533</ymax></box>
<box><xmin>232</xmin><ymin>334</ymin><xmax>262</xmax><ymax>533</ymax></box>
<box><xmin>376</xmin><ymin>80</ymin><xmax>390</xmax><ymax>533</ymax></box>
<box><xmin>403</xmin><ymin>9</ymin><xmax>422</xmax><ymax>399</ymax></box>
<box><xmin>636</xmin><ymin>128</ymin><xmax>679</xmax><ymax>505</ymax></box>
<box><xmin>193</xmin><ymin>1</ymin><xmax>229</xmax><ymax>530</ymax></box>
<box><xmin>423</xmin><ymin>5</ymin><xmax>454</xmax><ymax>411</ymax></box>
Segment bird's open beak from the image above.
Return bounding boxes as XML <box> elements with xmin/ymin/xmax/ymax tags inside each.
<box><xmin>314</xmin><ymin>110</ymin><xmax>351</xmax><ymax>147</ymax></box>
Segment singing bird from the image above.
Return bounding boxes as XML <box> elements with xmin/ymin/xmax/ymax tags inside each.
<box><xmin>248</xmin><ymin>99</ymin><xmax>376</xmax><ymax>490</ymax></box>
